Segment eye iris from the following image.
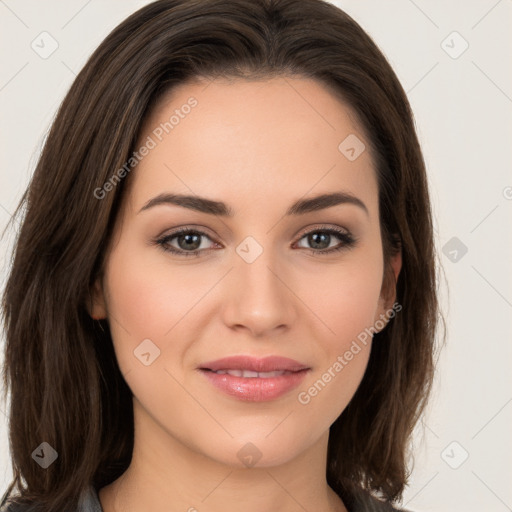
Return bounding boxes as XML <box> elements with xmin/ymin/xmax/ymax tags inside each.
<box><xmin>309</xmin><ymin>232</ymin><xmax>330</xmax><ymax>249</ymax></box>
<box><xmin>178</xmin><ymin>233</ymin><xmax>201</xmax><ymax>250</ymax></box>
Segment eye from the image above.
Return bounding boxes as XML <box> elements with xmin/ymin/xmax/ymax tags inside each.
<box><xmin>294</xmin><ymin>225</ymin><xmax>357</xmax><ymax>255</ymax></box>
<box><xmin>155</xmin><ymin>227</ymin><xmax>217</xmax><ymax>257</ymax></box>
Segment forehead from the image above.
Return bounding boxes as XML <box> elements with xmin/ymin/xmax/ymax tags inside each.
<box><xmin>126</xmin><ymin>76</ymin><xmax>378</xmax><ymax>217</ymax></box>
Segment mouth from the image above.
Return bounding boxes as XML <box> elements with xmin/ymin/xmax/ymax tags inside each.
<box><xmin>202</xmin><ymin>369</ymin><xmax>297</xmax><ymax>378</ymax></box>
<box><xmin>198</xmin><ymin>355</ymin><xmax>311</xmax><ymax>402</ymax></box>
<box><xmin>198</xmin><ymin>354</ymin><xmax>310</xmax><ymax>373</ymax></box>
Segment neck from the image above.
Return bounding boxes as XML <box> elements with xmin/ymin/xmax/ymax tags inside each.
<box><xmin>99</xmin><ymin>399</ymin><xmax>346</xmax><ymax>512</ymax></box>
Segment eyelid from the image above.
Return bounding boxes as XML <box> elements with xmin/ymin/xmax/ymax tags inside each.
<box><xmin>293</xmin><ymin>223</ymin><xmax>351</xmax><ymax>239</ymax></box>
<box><xmin>155</xmin><ymin>224</ymin><xmax>218</xmax><ymax>243</ymax></box>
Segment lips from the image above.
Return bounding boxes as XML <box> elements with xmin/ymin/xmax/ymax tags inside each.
<box><xmin>198</xmin><ymin>355</ymin><xmax>311</xmax><ymax>402</ymax></box>
<box><xmin>199</xmin><ymin>355</ymin><xmax>309</xmax><ymax>373</ymax></box>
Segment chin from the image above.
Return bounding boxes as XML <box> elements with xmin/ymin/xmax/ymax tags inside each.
<box><xmin>198</xmin><ymin>430</ymin><xmax>315</xmax><ymax>470</ymax></box>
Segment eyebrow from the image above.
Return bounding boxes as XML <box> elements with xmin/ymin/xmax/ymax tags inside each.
<box><xmin>138</xmin><ymin>191</ymin><xmax>369</xmax><ymax>217</ymax></box>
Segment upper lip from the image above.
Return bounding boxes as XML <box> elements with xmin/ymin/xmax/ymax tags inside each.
<box><xmin>199</xmin><ymin>355</ymin><xmax>310</xmax><ymax>373</ymax></box>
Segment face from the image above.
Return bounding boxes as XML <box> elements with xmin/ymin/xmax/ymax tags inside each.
<box><xmin>91</xmin><ymin>76</ymin><xmax>401</xmax><ymax>469</ymax></box>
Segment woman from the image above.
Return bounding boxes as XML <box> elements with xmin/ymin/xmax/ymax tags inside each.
<box><xmin>1</xmin><ymin>0</ymin><xmax>441</xmax><ymax>511</ymax></box>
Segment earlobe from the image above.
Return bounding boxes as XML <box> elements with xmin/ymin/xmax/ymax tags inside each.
<box><xmin>389</xmin><ymin>248</ymin><xmax>402</xmax><ymax>296</ymax></box>
<box><xmin>385</xmin><ymin>247</ymin><xmax>402</xmax><ymax>304</ymax></box>
<box><xmin>375</xmin><ymin>248</ymin><xmax>403</xmax><ymax>331</ymax></box>
<box><xmin>88</xmin><ymin>277</ymin><xmax>107</xmax><ymax>320</ymax></box>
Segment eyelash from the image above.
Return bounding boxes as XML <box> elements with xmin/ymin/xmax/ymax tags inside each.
<box><xmin>154</xmin><ymin>225</ymin><xmax>357</xmax><ymax>258</ymax></box>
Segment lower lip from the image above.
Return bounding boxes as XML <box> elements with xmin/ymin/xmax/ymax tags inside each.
<box><xmin>199</xmin><ymin>369</ymin><xmax>310</xmax><ymax>402</ymax></box>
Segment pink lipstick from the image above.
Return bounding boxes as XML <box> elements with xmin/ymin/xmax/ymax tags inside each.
<box><xmin>198</xmin><ymin>355</ymin><xmax>311</xmax><ymax>402</ymax></box>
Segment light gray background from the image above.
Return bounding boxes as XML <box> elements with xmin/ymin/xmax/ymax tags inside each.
<box><xmin>1</xmin><ymin>1</ymin><xmax>511</xmax><ymax>511</ymax></box>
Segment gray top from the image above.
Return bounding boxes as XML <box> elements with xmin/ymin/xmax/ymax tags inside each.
<box><xmin>78</xmin><ymin>486</ymin><xmax>103</xmax><ymax>512</ymax></box>
<box><xmin>0</xmin><ymin>487</ymin><xmax>101</xmax><ymax>512</ymax></box>
<box><xmin>1</xmin><ymin>485</ymin><xmax>409</xmax><ymax>512</ymax></box>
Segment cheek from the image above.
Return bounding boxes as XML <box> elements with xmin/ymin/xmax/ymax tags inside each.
<box><xmin>105</xmin><ymin>239</ymin><xmax>215</xmax><ymax>330</ymax></box>
<box><xmin>297</xmin><ymin>248</ymin><xmax>384</xmax><ymax>349</ymax></box>
<box><xmin>102</xmin><ymin>243</ymin><xmax>204</xmax><ymax>374</ymax></box>
<box><xmin>289</xmin><ymin>248</ymin><xmax>383</xmax><ymax>423</ymax></box>
<box><xmin>296</xmin><ymin>342</ymin><xmax>371</xmax><ymax>439</ymax></box>
<box><xmin>296</xmin><ymin>282</ymin><xmax>377</xmax><ymax>408</ymax></box>
<box><xmin>101</xmin><ymin>245</ymin><xmax>211</xmax><ymax>420</ymax></box>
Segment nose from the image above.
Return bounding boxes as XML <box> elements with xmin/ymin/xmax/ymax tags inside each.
<box><xmin>221</xmin><ymin>250</ymin><xmax>297</xmax><ymax>338</ymax></box>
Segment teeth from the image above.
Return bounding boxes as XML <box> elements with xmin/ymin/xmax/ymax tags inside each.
<box><xmin>213</xmin><ymin>369</ymin><xmax>289</xmax><ymax>378</ymax></box>
<box><xmin>257</xmin><ymin>370</ymin><xmax>286</xmax><ymax>378</ymax></box>
<box><xmin>239</xmin><ymin>370</ymin><xmax>257</xmax><ymax>378</ymax></box>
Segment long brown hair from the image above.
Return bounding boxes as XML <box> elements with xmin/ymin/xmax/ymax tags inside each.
<box><xmin>1</xmin><ymin>0</ymin><xmax>442</xmax><ymax>510</ymax></box>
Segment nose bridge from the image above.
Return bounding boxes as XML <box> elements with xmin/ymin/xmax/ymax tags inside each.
<box><xmin>223</xmin><ymin>239</ymin><xmax>295</xmax><ymax>335</ymax></box>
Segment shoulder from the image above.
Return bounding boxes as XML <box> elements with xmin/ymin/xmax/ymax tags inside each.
<box><xmin>0</xmin><ymin>501</ymin><xmax>34</xmax><ymax>512</ymax></box>
<box><xmin>0</xmin><ymin>492</ymin><xmax>35</xmax><ymax>512</ymax></box>
<box><xmin>0</xmin><ymin>485</ymin><xmax>103</xmax><ymax>512</ymax></box>
<box><xmin>348</xmin><ymin>489</ymin><xmax>413</xmax><ymax>512</ymax></box>
<box><xmin>79</xmin><ymin>486</ymin><xmax>103</xmax><ymax>512</ymax></box>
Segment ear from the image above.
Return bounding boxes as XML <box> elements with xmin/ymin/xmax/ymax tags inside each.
<box><xmin>374</xmin><ymin>248</ymin><xmax>402</xmax><ymax>329</ymax></box>
<box><xmin>87</xmin><ymin>276</ymin><xmax>107</xmax><ymax>320</ymax></box>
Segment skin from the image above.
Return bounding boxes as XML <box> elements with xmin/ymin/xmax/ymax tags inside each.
<box><xmin>90</xmin><ymin>76</ymin><xmax>402</xmax><ymax>512</ymax></box>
